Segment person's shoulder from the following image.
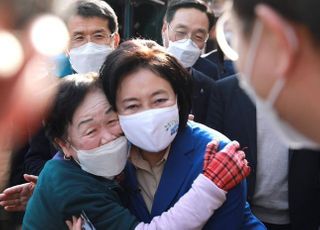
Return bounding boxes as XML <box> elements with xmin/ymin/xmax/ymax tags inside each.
<box><xmin>201</xmin><ymin>49</ymin><xmax>219</xmax><ymax>64</ymax></box>
<box><xmin>42</xmin><ymin>158</ymin><xmax>75</xmax><ymax>173</ymax></box>
<box><xmin>216</xmin><ymin>75</ymin><xmax>239</xmax><ymax>88</ymax></box>
<box><xmin>191</xmin><ymin>68</ymin><xmax>216</xmax><ymax>85</ymax></box>
<box><xmin>197</xmin><ymin>56</ymin><xmax>218</xmax><ymax>68</ymax></box>
<box><xmin>40</xmin><ymin>159</ymin><xmax>116</xmax><ymax>192</ymax></box>
<box><xmin>38</xmin><ymin>159</ymin><xmax>78</xmax><ymax>184</ymax></box>
<box><xmin>187</xmin><ymin>121</ymin><xmax>230</xmax><ymax>144</ymax></box>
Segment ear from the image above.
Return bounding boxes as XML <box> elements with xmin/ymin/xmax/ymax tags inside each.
<box><xmin>55</xmin><ymin>138</ymin><xmax>74</xmax><ymax>158</ymax></box>
<box><xmin>162</xmin><ymin>21</ymin><xmax>168</xmax><ymax>34</ymax></box>
<box><xmin>161</xmin><ymin>21</ymin><xmax>169</xmax><ymax>47</ymax></box>
<box><xmin>255</xmin><ymin>4</ymin><xmax>299</xmax><ymax>78</ymax></box>
<box><xmin>113</xmin><ymin>32</ymin><xmax>120</xmax><ymax>48</ymax></box>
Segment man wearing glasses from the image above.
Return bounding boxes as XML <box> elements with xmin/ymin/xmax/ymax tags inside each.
<box><xmin>161</xmin><ymin>0</ymin><xmax>220</xmax><ymax>125</ymax></box>
<box><xmin>162</xmin><ymin>0</ymin><xmax>220</xmax><ymax>81</ymax></box>
<box><xmin>66</xmin><ymin>0</ymin><xmax>120</xmax><ymax>74</ymax></box>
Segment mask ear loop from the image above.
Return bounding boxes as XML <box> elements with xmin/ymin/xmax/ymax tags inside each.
<box><xmin>266</xmin><ymin>23</ymin><xmax>299</xmax><ymax>108</ymax></box>
<box><xmin>216</xmin><ymin>11</ymin><xmax>239</xmax><ymax>61</ymax></box>
<box><xmin>242</xmin><ymin>20</ymin><xmax>264</xmax><ymax>87</ymax></box>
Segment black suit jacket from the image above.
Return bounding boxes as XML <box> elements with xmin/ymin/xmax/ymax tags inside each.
<box><xmin>190</xmin><ymin>68</ymin><xmax>219</xmax><ymax>126</ymax></box>
<box><xmin>202</xmin><ymin>50</ymin><xmax>236</xmax><ymax>79</ymax></box>
<box><xmin>193</xmin><ymin>56</ymin><xmax>220</xmax><ymax>81</ymax></box>
<box><xmin>24</xmin><ymin>128</ymin><xmax>57</xmax><ymax>176</ymax></box>
<box><xmin>207</xmin><ymin>75</ymin><xmax>320</xmax><ymax>230</ymax></box>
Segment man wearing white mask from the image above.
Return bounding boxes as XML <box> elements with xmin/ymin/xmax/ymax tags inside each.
<box><xmin>161</xmin><ymin>0</ymin><xmax>221</xmax><ymax>125</ymax></box>
<box><xmin>24</xmin><ymin>0</ymin><xmax>121</xmax><ymax>177</ymax></box>
<box><xmin>213</xmin><ymin>0</ymin><xmax>320</xmax><ymax>228</ymax></box>
<box><xmin>207</xmin><ymin>75</ymin><xmax>320</xmax><ymax>230</ymax></box>
<box><xmin>162</xmin><ymin>0</ymin><xmax>219</xmax><ymax>80</ymax></box>
<box><xmin>66</xmin><ymin>0</ymin><xmax>120</xmax><ymax>74</ymax></box>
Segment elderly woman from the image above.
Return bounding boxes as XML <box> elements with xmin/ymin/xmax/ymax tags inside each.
<box><xmin>20</xmin><ymin>72</ymin><xmax>249</xmax><ymax>229</ymax></box>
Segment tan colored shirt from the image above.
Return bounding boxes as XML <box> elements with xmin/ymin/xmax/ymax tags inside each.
<box><xmin>129</xmin><ymin>146</ymin><xmax>170</xmax><ymax>213</ymax></box>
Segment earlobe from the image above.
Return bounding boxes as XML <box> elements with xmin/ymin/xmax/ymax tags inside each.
<box><xmin>113</xmin><ymin>33</ymin><xmax>120</xmax><ymax>48</ymax></box>
<box><xmin>162</xmin><ymin>21</ymin><xmax>168</xmax><ymax>34</ymax></box>
<box><xmin>255</xmin><ymin>4</ymin><xmax>299</xmax><ymax>77</ymax></box>
<box><xmin>161</xmin><ymin>22</ymin><xmax>169</xmax><ymax>46</ymax></box>
<box><xmin>55</xmin><ymin>138</ymin><xmax>73</xmax><ymax>158</ymax></box>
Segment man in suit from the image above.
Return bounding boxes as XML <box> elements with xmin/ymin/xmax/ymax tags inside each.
<box><xmin>161</xmin><ymin>0</ymin><xmax>220</xmax><ymax>81</ymax></box>
<box><xmin>207</xmin><ymin>75</ymin><xmax>320</xmax><ymax>230</ymax></box>
<box><xmin>161</xmin><ymin>0</ymin><xmax>220</xmax><ymax>125</ymax></box>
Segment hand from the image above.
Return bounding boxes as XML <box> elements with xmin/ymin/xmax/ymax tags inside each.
<box><xmin>188</xmin><ymin>114</ymin><xmax>194</xmax><ymax>121</ymax></box>
<box><xmin>66</xmin><ymin>216</ymin><xmax>82</xmax><ymax>230</ymax></box>
<box><xmin>0</xmin><ymin>174</ymin><xmax>38</xmax><ymax>211</ymax></box>
<box><xmin>203</xmin><ymin>140</ymin><xmax>250</xmax><ymax>191</ymax></box>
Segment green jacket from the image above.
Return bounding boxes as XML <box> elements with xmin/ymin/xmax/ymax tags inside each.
<box><xmin>23</xmin><ymin>158</ymin><xmax>139</xmax><ymax>230</ymax></box>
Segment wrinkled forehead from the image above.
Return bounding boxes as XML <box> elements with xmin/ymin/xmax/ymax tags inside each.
<box><xmin>67</xmin><ymin>15</ymin><xmax>111</xmax><ymax>35</ymax></box>
<box><xmin>170</xmin><ymin>7</ymin><xmax>209</xmax><ymax>31</ymax></box>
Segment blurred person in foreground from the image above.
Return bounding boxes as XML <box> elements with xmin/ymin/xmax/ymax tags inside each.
<box><xmin>0</xmin><ymin>0</ymin><xmax>69</xmax><ymax>228</ymax></box>
<box><xmin>216</xmin><ymin>0</ymin><xmax>320</xmax><ymax>149</ymax></box>
<box><xmin>214</xmin><ymin>1</ymin><xmax>320</xmax><ymax>228</ymax></box>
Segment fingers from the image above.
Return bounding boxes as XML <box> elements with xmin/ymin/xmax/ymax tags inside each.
<box><xmin>220</xmin><ymin>141</ymin><xmax>240</xmax><ymax>155</ymax></box>
<box><xmin>0</xmin><ymin>192</ymin><xmax>21</xmax><ymax>203</ymax></box>
<box><xmin>188</xmin><ymin>114</ymin><xmax>194</xmax><ymax>121</ymax></box>
<box><xmin>75</xmin><ymin>217</ymin><xmax>82</xmax><ymax>229</ymax></box>
<box><xmin>0</xmin><ymin>193</ymin><xmax>28</xmax><ymax>211</ymax></box>
<box><xmin>0</xmin><ymin>197</ymin><xmax>20</xmax><ymax>207</ymax></box>
<box><xmin>24</xmin><ymin>174</ymin><xmax>38</xmax><ymax>184</ymax></box>
<box><xmin>203</xmin><ymin>142</ymin><xmax>251</xmax><ymax>191</ymax></box>
<box><xmin>203</xmin><ymin>140</ymin><xmax>219</xmax><ymax>169</ymax></box>
<box><xmin>4</xmin><ymin>204</ymin><xmax>26</xmax><ymax>212</ymax></box>
<box><xmin>2</xmin><ymin>184</ymin><xmax>25</xmax><ymax>195</ymax></box>
<box><xmin>65</xmin><ymin>220</ymin><xmax>72</xmax><ymax>230</ymax></box>
<box><xmin>66</xmin><ymin>216</ymin><xmax>82</xmax><ymax>230</ymax></box>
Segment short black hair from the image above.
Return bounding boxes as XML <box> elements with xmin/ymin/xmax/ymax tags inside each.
<box><xmin>233</xmin><ymin>0</ymin><xmax>320</xmax><ymax>43</ymax></box>
<box><xmin>64</xmin><ymin>0</ymin><xmax>118</xmax><ymax>33</ymax></box>
<box><xmin>100</xmin><ymin>39</ymin><xmax>193</xmax><ymax>132</ymax></box>
<box><xmin>164</xmin><ymin>0</ymin><xmax>215</xmax><ymax>30</ymax></box>
<box><xmin>45</xmin><ymin>73</ymin><xmax>103</xmax><ymax>143</ymax></box>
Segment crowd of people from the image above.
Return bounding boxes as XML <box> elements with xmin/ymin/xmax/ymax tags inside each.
<box><xmin>0</xmin><ymin>0</ymin><xmax>319</xmax><ymax>230</ymax></box>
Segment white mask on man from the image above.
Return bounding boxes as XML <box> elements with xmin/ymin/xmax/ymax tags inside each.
<box><xmin>239</xmin><ymin>21</ymin><xmax>320</xmax><ymax>150</ymax></box>
<box><xmin>72</xmin><ymin>136</ymin><xmax>129</xmax><ymax>179</ymax></box>
<box><xmin>119</xmin><ymin>103</ymin><xmax>179</xmax><ymax>153</ymax></box>
<box><xmin>166</xmin><ymin>39</ymin><xmax>201</xmax><ymax>68</ymax></box>
<box><xmin>69</xmin><ymin>42</ymin><xmax>113</xmax><ymax>74</ymax></box>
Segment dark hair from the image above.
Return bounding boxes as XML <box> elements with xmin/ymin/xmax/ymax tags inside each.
<box><xmin>233</xmin><ymin>0</ymin><xmax>320</xmax><ymax>42</ymax></box>
<box><xmin>118</xmin><ymin>38</ymin><xmax>161</xmax><ymax>50</ymax></box>
<box><xmin>45</xmin><ymin>73</ymin><xmax>103</xmax><ymax>143</ymax></box>
<box><xmin>164</xmin><ymin>0</ymin><xmax>215</xmax><ymax>30</ymax></box>
<box><xmin>100</xmin><ymin>39</ymin><xmax>193</xmax><ymax>132</ymax></box>
<box><xmin>64</xmin><ymin>0</ymin><xmax>118</xmax><ymax>33</ymax></box>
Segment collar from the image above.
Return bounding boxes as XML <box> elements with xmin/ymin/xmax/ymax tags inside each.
<box><xmin>129</xmin><ymin>145</ymin><xmax>171</xmax><ymax>170</ymax></box>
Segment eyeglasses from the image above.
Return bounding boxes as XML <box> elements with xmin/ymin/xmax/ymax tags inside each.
<box><xmin>71</xmin><ymin>32</ymin><xmax>115</xmax><ymax>47</ymax></box>
<box><xmin>215</xmin><ymin>2</ymin><xmax>239</xmax><ymax>61</ymax></box>
<box><xmin>168</xmin><ymin>24</ymin><xmax>209</xmax><ymax>44</ymax></box>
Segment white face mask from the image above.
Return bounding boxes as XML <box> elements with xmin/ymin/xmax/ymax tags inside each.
<box><xmin>119</xmin><ymin>103</ymin><xmax>179</xmax><ymax>153</ymax></box>
<box><xmin>72</xmin><ymin>136</ymin><xmax>129</xmax><ymax>179</ymax></box>
<box><xmin>239</xmin><ymin>21</ymin><xmax>320</xmax><ymax>150</ymax></box>
<box><xmin>166</xmin><ymin>39</ymin><xmax>201</xmax><ymax>68</ymax></box>
<box><xmin>69</xmin><ymin>42</ymin><xmax>113</xmax><ymax>74</ymax></box>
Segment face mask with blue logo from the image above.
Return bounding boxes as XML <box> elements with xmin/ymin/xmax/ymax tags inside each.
<box><xmin>119</xmin><ymin>103</ymin><xmax>179</xmax><ymax>153</ymax></box>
